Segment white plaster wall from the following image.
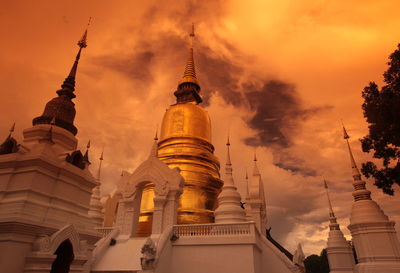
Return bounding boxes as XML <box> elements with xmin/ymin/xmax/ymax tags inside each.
<box><xmin>0</xmin><ymin>240</ymin><xmax>33</xmax><ymax>273</ymax></box>
<box><xmin>258</xmin><ymin>235</ymin><xmax>299</xmax><ymax>273</ymax></box>
<box><xmin>170</xmin><ymin>244</ymin><xmax>255</xmax><ymax>273</ymax></box>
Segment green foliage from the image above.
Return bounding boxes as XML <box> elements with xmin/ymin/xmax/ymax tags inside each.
<box><xmin>361</xmin><ymin>44</ymin><xmax>400</xmax><ymax>195</ymax></box>
<box><xmin>304</xmin><ymin>248</ymin><xmax>329</xmax><ymax>273</ymax></box>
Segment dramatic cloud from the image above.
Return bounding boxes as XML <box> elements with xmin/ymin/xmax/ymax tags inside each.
<box><xmin>1</xmin><ymin>0</ymin><xmax>400</xmax><ymax>256</ymax></box>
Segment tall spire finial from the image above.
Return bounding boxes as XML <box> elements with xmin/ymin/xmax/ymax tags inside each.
<box><xmin>9</xmin><ymin>123</ymin><xmax>15</xmax><ymax>135</ymax></box>
<box><xmin>0</xmin><ymin>123</ymin><xmax>18</xmax><ymax>155</ymax></box>
<box><xmin>58</xmin><ymin>18</ymin><xmax>90</xmax><ymax>97</ymax></box>
<box><xmin>245</xmin><ymin>169</ymin><xmax>249</xmax><ymax>198</ymax></box>
<box><xmin>32</xmin><ymin>19</ymin><xmax>91</xmax><ymax>136</ymax></box>
<box><xmin>174</xmin><ymin>23</ymin><xmax>202</xmax><ymax>104</ymax></box>
<box><xmin>97</xmin><ymin>148</ymin><xmax>104</xmax><ymax>181</ymax></box>
<box><xmin>341</xmin><ymin>123</ymin><xmax>371</xmax><ymax>201</ymax></box>
<box><xmin>226</xmin><ymin>133</ymin><xmax>232</xmax><ymax>168</ymax></box>
<box><xmin>252</xmin><ymin>150</ymin><xmax>260</xmax><ymax>176</ymax></box>
<box><xmin>149</xmin><ymin>134</ymin><xmax>158</xmax><ymax>158</ymax></box>
<box><xmin>180</xmin><ymin>23</ymin><xmax>198</xmax><ymax>86</ymax></box>
<box><xmin>154</xmin><ymin>127</ymin><xmax>158</xmax><ymax>141</ymax></box>
<box><xmin>83</xmin><ymin>140</ymin><xmax>91</xmax><ymax>165</ymax></box>
<box><xmin>323</xmin><ymin>178</ymin><xmax>340</xmax><ymax>231</ymax></box>
<box><xmin>323</xmin><ymin>179</ymin><xmax>335</xmax><ymax>217</ymax></box>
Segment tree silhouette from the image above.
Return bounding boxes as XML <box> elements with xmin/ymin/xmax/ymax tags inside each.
<box><xmin>304</xmin><ymin>248</ymin><xmax>329</xmax><ymax>273</ymax></box>
<box><xmin>360</xmin><ymin>43</ymin><xmax>400</xmax><ymax>195</ymax></box>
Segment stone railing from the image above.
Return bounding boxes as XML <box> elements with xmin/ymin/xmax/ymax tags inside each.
<box><xmin>172</xmin><ymin>222</ymin><xmax>255</xmax><ymax>237</ymax></box>
<box><xmin>95</xmin><ymin>227</ymin><xmax>115</xmax><ymax>238</ymax></box>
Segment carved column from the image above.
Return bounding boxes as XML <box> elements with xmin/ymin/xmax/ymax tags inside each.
<box><xmin>162</xmin><ymin>190</ymin><xmax>179</xmax><ymax>231</ymax></box>
<box><xmin>151</xmin><ymin>196</ymin><xmax>167</xmax><ymax>235</ymax></box>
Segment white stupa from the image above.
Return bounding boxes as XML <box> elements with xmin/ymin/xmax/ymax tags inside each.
<box><xmin>324</xmin><ymin>179</ymin><xmax>355</xmax><ymax>273</ymax></box>
<box><xmin>343</xmin><ymin>126</ymin><xmax>400</xmax><ymax>273</ymax></box>
<box><xmin>214</xmin><ymin>136</ymin><xmax>246</xmax><ymax>223</ymax></box>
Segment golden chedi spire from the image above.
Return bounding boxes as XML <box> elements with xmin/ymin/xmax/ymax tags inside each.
<box><xmin>136</xmin><ymin>25</ymin><xmax>222</xmax><ymax>236</ymax></box>
<box><xmin>174</xmin><ymin>23</ymin><xmax>202</xmax><ymax>104</ymax></box>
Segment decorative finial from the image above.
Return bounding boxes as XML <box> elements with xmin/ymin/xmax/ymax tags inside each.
<box><xmin>154</xmin><ymin>128</ymin><xmax>158</xmax><ymax>141</ymax></box>
<box><xmin>341</xmin><ymin>123</ymin><xmax>371</xmax><ymax>201</ymax></box>
<box><xmin>323</xmin><ymin>178</ymin><xmax>335</xmax><ymax>216</ymax></box>
<box><xmin>252</xmin><ymin>151</ymin><xmax>260</xmax><ymax>176</ymax></box>
<box><xmin>9</xmin><ymin>123</ymin><xmax>15</xmax><ymax>134</ymax></box>
<box><xmin>341</xmin><ymin>120</ymin><xmax>350</xmax><ymax>139</ymax></box>
<box><xmin>77</xmin><ymin>17</ymin><xmax>91</xmax><ymax>49</ymax></box>
<box><xmin>226</xmin><ymin>133</ymin><xmax>232</xmax><ymax>166</ymax></box>
<box><xmin>323</xmin><ymin>178</ymin><xmax>340</xmax><ymax>230</ymax></box>
<box><xmin>97</xmin><ymin>148</ymin><xmax>104</xmax><ymax>181</ymax></box>
<box><xmin>245</xmin><ymin>169</ymin><xmax>250</xmax><ymax>197</ymax></box>
<box><xmin>179</xmin><ymin>23</ymin><xmax>198</xmax><ymax>86</ymax></box>
<box><xmin>0</xmin><ymin>123</ymin><xmax>18</xmax><ymax>154</ymax></box>
<box><xmin>59</xmin><ymin>19</ymin><xmax>90</xmax><ymax>95</ymax></box>
<box><xmin>149</xmin><ymin>134</ymin><xmax>158</xmax><ymax>158</ymax></box>
<box><xmin>190</xmin><ymin>22</ymin><xmax>195</xmax><ymax>47</ymax></box>
<box><xmin>82</xmin><ymin>140</ymin><xmax>91</xmax><ymax>166</ymax></box>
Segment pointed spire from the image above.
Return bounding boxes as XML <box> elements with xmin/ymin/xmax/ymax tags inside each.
<box><xmin>83</xmin><ymin>140</ymin><xmax>91</xmax><ymax>165</ymax></box>
<box><xmin>0</xmin><ymin>123</ymin><xmax>18</xmax><ymax>155</ymax></box>
<box><xmin>323</xmin><ymin>179</ymin><xmax>340</xmax><ymax>231</ymax></box>
<box><xmin>97</xmin><ymin>148</ymin><xmax>104</xmax><ymax>181</ymax></box>
<box><xmin>179</xmin><ymin>23</ymin><xmax>199</xmax><ymax>86</ymax></box>
<box><xmin>9</xmin><ymin>123</ymin><xmax>15</xmax><ymax>135</ymax></box>
<box><xmin>226</xmin><ymin>134</ymin><xmax>232</xmax><ymax>166</ymax></box>
<box><xmin>341</xmin><ymin>123</ymin><xmax>371</xmax><ymax>201</ymax></box>
<box><xmin>58</xmin><ymin>17</ymin><xmax>90</xmax><ymax>97</ymax></box>
<box><xmin>293</xmin><ymin>243</ymin><xmax>305</xmax><ymax>269</ymax></box>
<box><xmin>224</xmin><ymin>135</ymin><xmax>234</xmax><ymax>185</ymax></box>
<box><xmin>342</xmin><ymin>124</ymin><xmax>359</xmax><ymax>176</ymax></box>
<box><xmin>245</xmin><ymin>170</ymin><xmax>250</xmax><ymax>198</ymax></box>
<box><xmin>174</xmin><ymin>24</ymin><xmax>202</xmax><ymax>104</ymax></box>
<box><xmin>253</xmin><ymin>150</ymin><xmax>260</xmax><ymax>176</ymax></box>
<box><xmin>32</xmin><ymin>19</ymin><xmax>91</xmax><ymax>136</ymax></box>
<box><xmin>149</xmin><ymin>134</ymin><xmax>158</xmax><ymax>159</ymax></box>
<box><xmin>154</xmin><ymin>128</ymin><xmax>158</xmax><ymax>141</ymax></box>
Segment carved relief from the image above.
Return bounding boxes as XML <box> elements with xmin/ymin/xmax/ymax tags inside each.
<box><xmin>154</xmin><ymin>180</ymin><xmax>169</xmax><ymax>197</ymax></box>
<box><xmin>140</xmin><ymin>238</ymin><xmax>156</xmax><ymax>270</ymax></box>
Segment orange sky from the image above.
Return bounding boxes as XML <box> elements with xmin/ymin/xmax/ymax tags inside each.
<box><xmin>1</xmin><ymin>0</ymin><xmax>400</xmax><ymax>255</ymax></box>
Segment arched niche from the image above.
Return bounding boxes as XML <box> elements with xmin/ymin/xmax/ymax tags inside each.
<box><xmin>115</xmin><ymin>157</ymin><xmax>184</xmax><ymax>237</ymax></box>
<box><xmin>29</xmin><ymin>224</ymin><xmax>88</xmax><ymax>273</ymax></box>
<box><xmin>50</xmin><ymin>239</ymin><xmax>74</xmax><ymax>273</ymax></box>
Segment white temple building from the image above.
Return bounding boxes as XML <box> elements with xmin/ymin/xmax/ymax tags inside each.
<box><xmin>0</xmin><ymin>24</ymin><xmax>400</xmax><ymax>273</ymax></box>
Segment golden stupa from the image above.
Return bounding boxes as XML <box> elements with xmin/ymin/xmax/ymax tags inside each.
<box><xmin>136</xmin><ymin>25</ymin><xmax>223</xmax><ymax>236</ymax></box>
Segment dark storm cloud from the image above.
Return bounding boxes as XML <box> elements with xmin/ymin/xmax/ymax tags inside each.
<box><xmin>94</xmin><ymin>50</ymin><xmax>155</xmax><ymax>82</ymax></box>
<box><xmin>89</xmin><ymin>0</ymin><xmax>329</xmax><ymax>150</ymax></box>
<box><xmin>93</xmin><ymin>32</ymin><xmax>328</xmax><ymax>149</ymax></box>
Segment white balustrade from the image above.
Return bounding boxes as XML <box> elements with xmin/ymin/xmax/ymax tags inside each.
<box><xmin>172</xmin><ymin>222</ymin><xmax>254</xmax><ymax>237</ymax></box>
<box><xmin>95</xmin><ymin>227</ymin><xmax>115</xmax><ymax>238</ymax></box>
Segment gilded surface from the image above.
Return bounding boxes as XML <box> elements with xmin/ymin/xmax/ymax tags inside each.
<box><xmin>136</xmin><ymin>102</ymin><xmax>222</xmax><ymax>236</ymax></box>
